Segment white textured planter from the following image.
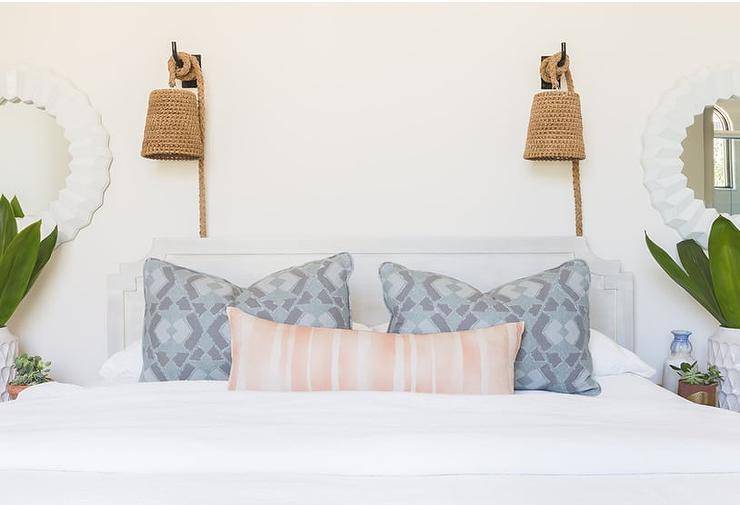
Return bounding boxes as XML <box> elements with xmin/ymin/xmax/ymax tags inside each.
<box><xmin>0</xmin><ymin>327</ymin><xmax>19</xmax><ymax>403</ymax></box>
<box><xmin>708</xmin><ymin>327</ymin><xmax>740</xmax><ymax>412</ymax></box>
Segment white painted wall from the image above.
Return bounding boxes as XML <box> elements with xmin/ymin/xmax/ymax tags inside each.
<box><xmin>2</xmin><ymin>3</ymin><xmax>736</xmax><ymax>385</ymax></box>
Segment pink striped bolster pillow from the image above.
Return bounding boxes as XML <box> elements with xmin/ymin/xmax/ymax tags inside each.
<box><xmin>227</xmin><ymin>308</ymin><xmax>524</xmax><ymax>395</ymax></box>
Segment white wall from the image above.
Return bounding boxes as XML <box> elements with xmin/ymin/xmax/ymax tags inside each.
<box><xmin>2</xmin><ymin>3</ymin><xmax>736</xmax><ymax>385</ymax></box>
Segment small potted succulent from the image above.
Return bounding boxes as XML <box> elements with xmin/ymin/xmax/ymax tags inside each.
<box><xmin>670</xmin><ymin>361</ymin><xmax>723</xmax><ymax>407</ymax></box>
<box><xmin>8</xmin><ymin>353</ymin><xmax>52</xmax><ymax>400</ymax></box>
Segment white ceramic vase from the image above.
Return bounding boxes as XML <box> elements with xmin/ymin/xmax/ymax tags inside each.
<box><xmin>708</xmin><ymin>327</ymin><xmax>740</xmax><ymax>412</ymax></box>
<box><xmin>0</xmin><ymin>327</ymin><xmax>20</xmax><ymax>402</ymax></box>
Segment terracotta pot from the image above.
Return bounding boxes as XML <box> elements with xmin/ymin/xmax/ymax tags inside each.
<box><xmin>677</xmin><ymin>380</ymin><xmax>718</xmax><ymax>407</ymax></box>
<box><xmin>7</xmin><ymin>384</ymin><xmax>29</xmax><ymax>401</ymax></box>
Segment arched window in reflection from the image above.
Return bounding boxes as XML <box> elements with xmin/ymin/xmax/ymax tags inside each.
<box><xmin>713</xmin><ymin>106</ymin><xmax>733</xmax><ymax>189</ymax></box>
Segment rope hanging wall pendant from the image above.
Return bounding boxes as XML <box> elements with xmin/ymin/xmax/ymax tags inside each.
<box><xmin>524</xmin><ymin>50</ymin><xmax>586</xmax><ymax>237</ymax></box>
<box><xmin>142</xmin><ymin>49</ymin><xmax>208</xmax><ymax>238</ymax></box>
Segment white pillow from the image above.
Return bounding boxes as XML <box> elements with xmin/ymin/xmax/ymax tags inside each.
<box><xmin>589</xmin><ymin>329</ymin><xmax>655</xmax><ymax>379</ymax></box>
<box><xmin>351</xmin><ymin>322</ymin><xmax>389</xmax><ymax>332</ymax></box>
<box><xmin>98</xmin><ymin>339</ymin><xmax>142</xmax><ymax>384</ymax></box>
<box><xmin>98</xmin><ymin>327</ymin><xmax>655</xmax><ymax>383</ymax></box>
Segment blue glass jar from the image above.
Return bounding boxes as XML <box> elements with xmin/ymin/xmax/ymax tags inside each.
<box><xmin>669</xmin><ymin>330</ymin><xmax>693</xmax><ymax>356</ymax></box>
<box><xmin>663</xmin><ymin>330</ymin><xmax>694</xmax><ymax>392</ymax></box>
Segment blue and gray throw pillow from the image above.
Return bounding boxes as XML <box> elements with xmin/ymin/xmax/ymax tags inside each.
<box><xmin>141</xmin><ymin>253</ymin><xmax>353</xmax><ymax>382</ymax></box>
<box><xmin>379</xmin><ymin>259</ymin><xmax>599</xmax><ymax>395</ymax></box>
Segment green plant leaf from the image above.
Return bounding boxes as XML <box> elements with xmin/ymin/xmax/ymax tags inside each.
<box><xmin>0</xmin><ymin>221</ymin><xmax>41</xmax><ymax>326</ymax></box>
<box><xmin>708</xmin><ymin>216</ymin><xmax>740</xmax><ymax>328</ymax></box>
<box><xmin>24</xmin><ymin>226</ymin><xmax>57</xmax><ymax>296</ymax></box>
<box><xmin>9</xmin><ymin>196</ymin><xmax>24</xmax><ymax>218</ymax></box>
<box><xmin>645</xmin><ymin>232</ymin><xmax>727</xmax><ymax>325</ymax></box>
<box><xmin>677</xmin><ymin>239</ymin><xmax>722</xmax><ymax>318</ymax></box>
<box><xmin>0</xmin><ymin>196</ymin><xmax>18</xmax><ymax>257</ymax></box>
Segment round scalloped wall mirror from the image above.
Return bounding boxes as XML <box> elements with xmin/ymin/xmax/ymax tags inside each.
<box><xmin>0</xmin><ymin>65</ymin><xmax>112</xmax><ymax>244</ymax></box>
<box><xmin>643</xmin><ymin>65</ymin><xmax>740</xmax><ymax>246</ymax></box>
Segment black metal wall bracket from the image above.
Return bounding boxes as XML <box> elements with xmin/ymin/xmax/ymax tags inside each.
<box><xmin>171</xmin><ymin>41</ymin><xmax>202</xmax><ymax>89</ymax></box>
<box><xmin>540</xmin><ymin>42</ymin><xmax>566</xmax><ymax>90</ymax></box>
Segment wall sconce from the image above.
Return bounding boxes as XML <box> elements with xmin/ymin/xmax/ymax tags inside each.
<box><xmin>142</xmin><ymin>41</ymin><xmax>207</xmax><ymax>238</ymax></box>
<box><xmin>524</xmin><ymin>43</ymin><xmax>586</xmax><ymax>237</ymax></box>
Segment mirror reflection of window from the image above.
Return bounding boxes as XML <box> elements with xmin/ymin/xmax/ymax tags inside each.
<box><xmin>712</xmin><ymin>106</ymin><xmax>733</xmax><ymax>189</ymax></box>
<box><xmin>680</xmin><ymin>97</ymin><xmax>739</xmax><ymax>216</ymax></box>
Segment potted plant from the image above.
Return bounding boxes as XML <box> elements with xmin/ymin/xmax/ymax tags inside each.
<box><xmin>646</xmin><ymin>216</ymin><xmax>739</xmax><ymax>410</ymax></box>
<box><xmin>0</xmin><ymin>195</ymin><xmax>58</xmax><ymax>402</ymax></box>
<box><xmin>8</xmin><ymin>353</ymin><xmax>52</xmax><ymax>400</ymax></box>
<box><xmin>670</xmin><ymin>361</ymin><xmax>723</xmax><ymax>406</ymax></box>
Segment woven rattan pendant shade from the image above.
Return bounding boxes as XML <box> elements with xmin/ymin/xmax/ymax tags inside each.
<box><xmin>524</xmin><ymin>90</ymin><xmax>585</xmax><ymax>161</ymax></box>
<box><xmin>141</xmin><ymin>88</ymin><xmax>203</xmax><ymax>160</ymax></box>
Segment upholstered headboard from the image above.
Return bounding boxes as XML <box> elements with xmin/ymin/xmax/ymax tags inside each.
<box><xmin>107</xmin><ymin>237</ymin><xmax>634</xmax><ymax>356</ymax></box>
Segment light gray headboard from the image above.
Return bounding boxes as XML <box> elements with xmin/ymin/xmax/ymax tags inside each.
<box><xmin>107</xmin><ymin>236</ymin><xmax>634</xmax><ymax>356</ymax></box>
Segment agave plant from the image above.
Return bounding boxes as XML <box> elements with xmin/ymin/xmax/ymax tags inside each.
<box><xmin>0</xmin><ymin>195</ymin><xmax>58</xmax><ymax>328</ymax></box>
<box><xmin>646</xmin><ymin>216</ymin><xmax>740</xmax><ymax>329</ymax></box>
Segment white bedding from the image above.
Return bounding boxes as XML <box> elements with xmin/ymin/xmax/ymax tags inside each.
<box><xmin>1</xmin><ymin>375</ymin><xmax>739</xmax><ymax>504</ymax></box>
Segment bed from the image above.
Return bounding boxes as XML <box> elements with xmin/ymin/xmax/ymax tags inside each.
<box><xmin>1</xmin><ymin>237</ymin><xmax>738</xmax><ymax>504</ymax></box>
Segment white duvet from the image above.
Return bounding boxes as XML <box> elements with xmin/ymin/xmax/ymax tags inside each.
<box><xmin>1</xmin><ymin>375</ymin><xmax>739</xmax><ymax>504</ymax></box>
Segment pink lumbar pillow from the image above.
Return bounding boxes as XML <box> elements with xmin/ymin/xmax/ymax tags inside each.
<box><xmin>227</xmin><ymin>308</ymin><xmax>523</xmax><ymax>395</ymax></box>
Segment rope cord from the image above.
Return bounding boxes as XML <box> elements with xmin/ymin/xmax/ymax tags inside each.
<box><xmin>540</xmin><ymin>52</ymin><xmax>583</xmax><ymax>237</ymax></box>
<box><xmin>168</xmin><ymin>52</ymin><xmax>207</xmax><ymax>238</ymax></box>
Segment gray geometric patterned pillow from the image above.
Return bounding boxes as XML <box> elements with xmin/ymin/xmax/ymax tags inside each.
<box><xmin>379</xmin><ymin>259</ymin><xmax>600</xmax><ymax>395</ymax></box>
<box><xmin>141</xmin><ymin>253</ymin><xmax>353</xmax><ymax>382</ymax></box>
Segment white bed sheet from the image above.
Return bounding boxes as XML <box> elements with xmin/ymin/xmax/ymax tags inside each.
<box><xmin>1</xmin><ymin>375</ymin><xmax>738</xmax><ymax>504</ymax></box>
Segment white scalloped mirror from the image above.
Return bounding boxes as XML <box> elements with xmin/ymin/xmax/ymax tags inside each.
<box><xmin>643</xmin><ymin>65</ymin><xmax>740</xmax><ymax>247</ymax></box>
<box><xmin>0</xmin><ymin>65</ymin><xmax>112</xmax><ymax>244</ymax></box>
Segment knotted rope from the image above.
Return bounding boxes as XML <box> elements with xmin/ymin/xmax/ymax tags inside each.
<box><xmin>540</xmin><ymin>52</ymin><xmax>583</xmax><ymax>237</ymax></box>
<box><xmin>168</xmin><ymin>52</ymin><xmax>207</xmax><ymax>238</ymax></box>
<box><xmin>539</xmin><ymin>53</ymin><xmax>573</xmax><ymax>91</ymax></box>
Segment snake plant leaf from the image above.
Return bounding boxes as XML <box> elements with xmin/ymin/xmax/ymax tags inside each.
<box><xmin>708</xmin><ymin>216</ymin><xmax>740</xmax><ymax>328</ymax></box>
<box><xmin>677</xmin><ymin>238</ymin><xmax>722</xmax><ymax>318</ymax></box>
<box><xmin>0</xmin><ymin>221</ymin><xmax>41</xmax><ymax>327</ymax></box>
<box><xmin>24</xmin><ymin>226</ymin><xmax>58</xmax><ymax>296</ymax></box>
<box><xmin>0</xmin><ymin>196</ymin><xmax>18</xmax><ymax>256</ymax></box>
<box><xmin>10</xmin><ymin>196</ymin><xmax>24</xmax><ymax>218</ymax></box>
<box><xmin>645</xmin><ymin>232</ymin><xmax>727</xmax><ymax>325</ymax></box>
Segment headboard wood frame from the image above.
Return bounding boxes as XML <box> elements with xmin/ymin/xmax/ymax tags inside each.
<box><xmin>107</xmin><ymin>236</ymin><xmax>634</xmax><ymax>356</ymax></box>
